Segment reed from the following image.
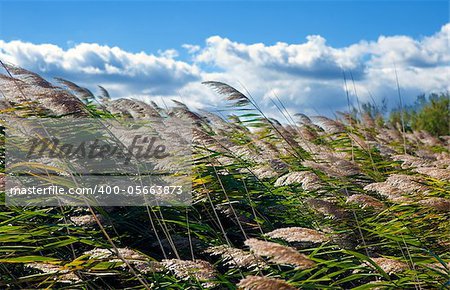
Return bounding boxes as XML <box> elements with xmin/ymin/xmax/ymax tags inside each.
<box><xmin>0</xmin><ymin>65</ymin><xmax>448</xmax><ymax>289</ymax></box>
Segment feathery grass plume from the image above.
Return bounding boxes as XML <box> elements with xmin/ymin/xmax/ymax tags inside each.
<box><xmin>338</xmin><ymin>112</ymin><xmax>358</xmax><ymax>128</ymax></box>
<box><xmin>274</xmin><ymin>171</ymin><xmax>323</xmax><ymax>191</ymax></box>
<box><xmin>414</xmin><ymin>167</ymin><xmax>450</xmax><ymax>181</ymax></box>
<box><xmin>0</xmin><ymin>73</ymin><xmax>26</xmax><ymax>87</ymax></box>
<box><xmin>202</xmin><ymin>81</ymin><xmax>250</xmax><ymax>106</ymax></box>
<box><xmin>3</xmin><ymin>63</ymin><xmax>54</xmax><ymax>88</ymax></box>
<box><xmin>284</xmin><ymin>124</ymin><xmax>300</xmax><ymax>137</ymax></box>
<box><xmin>192</xmin><ymin>127</ymin><xmax>217</xmax><ymax>146</ymax></box>
<box><xmin>170</xmin><ymin>100</ymin><xmax>204</xmax><ymax>123</ymax></box>
<box><xmin>237</xmin><ymin>275</ymin><xmax>296</xmax><ymax>290</ymax></box>
<box><xmin>149</xmin><ymin>99</ymin><xmax>163</xmax><ymax>110</ymax></box>
<box><xmin>107</xmin><ymin>257</ymin><xmax>164</xmax><ymax>275</ymax></box>
<box><xmin>433</xmin><ymin>152</ymin><xmax>450</xmax><ymax>167</ymax></box>
<box><xmin>205</xmin><ymin>245</ymin><xmax>267</xmax><ymax>269</ymax></box>
<box><xmin>266</xmin><ymin>227</ymin><xmax>329</xmax><ymax>243</ymax></box>
<box><xmin>170</xmin><ymin>99</ymin><xmax>190</xmax><ymax>110</ymax></box>
<box><xmin>412</xmin><ymin>130</ymin><xmax>442</xmax><ymax>147</ymax></box>
<box><xmin>213</xmin><ymin>155</ymin><xmax>237</xmax><ymax>169</ymax></box>
<box><xmin>346</xmin><ymin>194</ymin><xmax>385</xmax><ymax>209</ymax></box>
<box><xmin>392</xmin><ymin>154</ymin><xmax>433</xmax><ymax>169</ymax></box>
<box><xmin>84</xmin><ymin>247</ymin><xmax>147</xmax><ymax>260</ymax></box>
<box><xmin>324</xmin><ymin>150</ymin><xmax>351</xmax><ymax>160</ymax></box>
<box><xmin>124</xmin><ymin>260</ymin><xmax>164</xmax><ymax>274</ymax></box>
<box><xmin>84</xmin><ymin>247</ymin><xmax>163</xmax><ymax>274</ymax></box>
<box><xmin>348</xmin><ymin>133</ymin><xmax>370</xmax><ymax>150</ymax></box>
<box><xmin>105</xmin><ymin>98</ymin><xmax>160</xmax><ymax>118</ymax></box>
<box><xmin>361</xmin><ymin>112</ymin><xmax>376</xmax><ymax>128</ymax></box>
<box><xmin>297</xmin><ymin>125</ymin><xmax>319</xmax><ymax>141</ymax></box>
<box><xmin>294</xmin><ymin>117</ymin><xmax>323</xmax><ymax>138</ymax></box>
<box><xmin>295</xmin><ymin>139</ymin><xmax>326</xmax><ymax>156</ymax></box>
<box><xmin>414</xmin><ymin>149</ymin><xmax>438</xmax><ymax>160</ymax></box>
<box><xmin>201</xmin><ymin>110</ymin><xmax>232</xmax><ymax>131</ymax></box>
<box><xmin>0</xmin><ymin>173</ymin><xmax>5</xmax><ymax>191</ymax></box>
<box><xmin>230</xmin><ymin>144</ymin><xmax>267</xmax><ymax>164</ymax></box>
<box><xmin>311</xmin><ymin>116</ymin><xmax>346</xmax><ymax>134</ymax></box>
<box><xmin>250</xmin><ymin>165</ymin><xmax>279</xmax><ymax>179</ymax></box>
<box><xmin>161</xmin><ymin>259</ymin><xmax>217</xmax><ymax>288</ymax></box>
<box><xmin>368</xmin><ymin>141</ymin><xmax>397</xmax><ymax>156</ymax></box>
<box><xmin>404</xmin><ymin>132</ymin><xmax>419</xmax><ymax>144</ymax></box>
<box><xmin>385</xmin><ymin>174</ymin><xmax>428</xmax><ymax>194</ymax></box>
<box><xmin>253</xmin><ymin>139</ymin><xmax>282</xmax><ymax>160</ymax></box>
<box><xmin>442</xmin><ymin>135</ymin><xmax>450</xmax><ymax>145</ymax></box>
<box><xmin>302</xmin><ymin>155</ymin><xmax>360</xmax><ymax>178</ymax></box>
<box><xmin>70</xmin><ymin>214</ymin><xmax>103</xmax><ymax>226</ymax></box>
<box><xmin>305</xmin><ymin>198</ymin><xmax>347</xmax><ymax>219</ymax></box>
<box><xmin>270</xmin><ymin>119</ymin><xmax>301</xmax><ymax>148</ymax></box>
<box><xmin>0</xmin><ymin>69</ymin><xmax>88</xmax><ymax>116</ymax></box>
<box><xmin>364</xmin><ymin>257</ymin><xmax>408</xmax><ymax>275</ymax></box>
<box><xmin>364</xmin><ymin>182</ymin><xmax>401</xmax><ymax>198</ymax></box>
<box><xmin>418</xmin><ymin>197</ymin><xmax>450</xmax><ymax>212</ymax></box>
<box><xmin>97</xmin><ymin>85</ymin><xmax>111</xmax><ymax>101</ymax></box>
<box><xmin>294</xmin><ymin>113</ymin><xmax>312</xmax><ymax>124</ymax></box>
<box><xmin>377</xmin><ymin>127</ymin><xmax>404</xmax><ymax>143</ymax></box>
<box><xmin>424</xmin><ymin>261</ymin><xmax>450</xmax><ymax>273</ymax></box>
<box><xmin>55</xmin><ymin>77</ymin><xmax>95</xmax><ymax>101</ymax></box>
<box><xmin>26</xmin><ymin>263</ymin><xmax>81</xmax><ymax>283</ymax></box>
<box><xmin>269</xmin><ymin>159</ymin><xmax>288</xmax><ymax>171</ymax></box>
<box><xmin>244</xmin><ymin>238</ymin><xmax>316</xmax><ymax>269</ymax></box>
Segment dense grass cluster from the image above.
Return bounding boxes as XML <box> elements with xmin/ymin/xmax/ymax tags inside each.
<box><xmin>0</xmin><ymin>65</ymin><xmax>449</xmax><ymax>289</ymax></box>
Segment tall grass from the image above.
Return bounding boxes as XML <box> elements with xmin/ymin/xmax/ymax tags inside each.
<box><xmin>0</xmin><ymin>65</ymin><xmax>449</xmax><ymax>289</ymax></box>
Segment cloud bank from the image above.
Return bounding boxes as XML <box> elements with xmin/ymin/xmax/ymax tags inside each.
<box><xmin>1</xmin><ymin>23</ymin><xmax>449</xmax><ymax>117</ymax></box>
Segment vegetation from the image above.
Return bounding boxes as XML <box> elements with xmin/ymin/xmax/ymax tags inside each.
<box><xmin>0</xmin><ymin>65</ymin><xmax>449</xmax><ymax>289</ymax></box>
<box><xmin>389</xmin><ymin>93</ymin><xmax>450</xmax><ymax>137</ymax></box>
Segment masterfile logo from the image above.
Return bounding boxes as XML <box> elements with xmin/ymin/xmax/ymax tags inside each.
<box><xmin>26</xmin><ymin>135</ymin><xmax>170</xmax><ymax>165</ymax></box>
<box><xmin>4</xmin><ymin>117</ymin><xmax>192</xmax><ymax>206</ymax></box>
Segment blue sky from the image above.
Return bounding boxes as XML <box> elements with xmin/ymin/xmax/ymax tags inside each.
<box><xmin>1</xmin><ymin>1</ymin><xmax>448</xmax><ymax>53</ymax></box>
<box><xmin>0</xmin><ymin>1</ymin><xmax>449</xmax><ymax>116</ymax></box>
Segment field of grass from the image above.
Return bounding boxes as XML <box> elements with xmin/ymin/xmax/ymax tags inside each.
<box><xmin>0</xmin><ymin>64</ymin><xmax>449</xmax><ymax>289</ymax></box>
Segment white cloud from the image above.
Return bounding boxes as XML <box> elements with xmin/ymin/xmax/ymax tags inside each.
<box><xmin>182</xmin><ymin>44</ymin><xmax>201</xmax><ymax>54</ymax></box>
<box><xmin>187</xmin><ymin>23</ymin><xmax>449</xmax><ymax>114</ymax></box>
<box><xmin>0</xmin><ymin>41</ymin><xmax>201</xmax><ymax>98</ymax></box>
<box><xmin>0</xmin><ymin>23</ymin><xmax>449</xmax><ymax>116</ymax></box>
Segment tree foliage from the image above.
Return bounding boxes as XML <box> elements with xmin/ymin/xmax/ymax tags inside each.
<box><xmin>389</xmin><ymin>93</ymin><xmax>449</xmax><ymax>137</ymax></box>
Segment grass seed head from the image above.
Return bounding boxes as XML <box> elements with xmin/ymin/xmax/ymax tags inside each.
<box><xmin>266</xmin><ymin>227</ymin><xmax>329</xmax><ymax>243</ymax></box>
<box><xmin>369</xmin><ymin>257</ymin><xmax>409</xmax><ymax>274</ymax></box>
<box><xmin>418</xmin><ymin>197</ymin><xmax>450</xmax><ymax>212</ymax></box>
<box><xmin>205</xmin><ymin>245</ymin><xmax>267</xmax><ymax>269</ymax></box>
<box><xmin>346</xmin><ymin>194</ymin><xmax>385</xmax><ymax>209</ymax></box>
<box><xmin>26</xmin><ymin>263</ymin><xmax>81</xmax><ymax>283</ymax></box>
<box><xmin>161</xmin><ymin>259</ymin><xmax>217</xmax><ymax>288</ymax></box>
<box><xmin>414</xmin><ymin>167</ymin><xmax>450</xmax><ymax>181</ymax></box>
<box><xmin>244</xmin><ymin>238</ymin><xmax>316</xmax><ymax>269</ymax></box>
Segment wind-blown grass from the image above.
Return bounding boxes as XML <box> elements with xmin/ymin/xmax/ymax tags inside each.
<box><xmin>0</xmin><ymin>64</ymin><xmax>449</xmax><ymax>289</ymax></box>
